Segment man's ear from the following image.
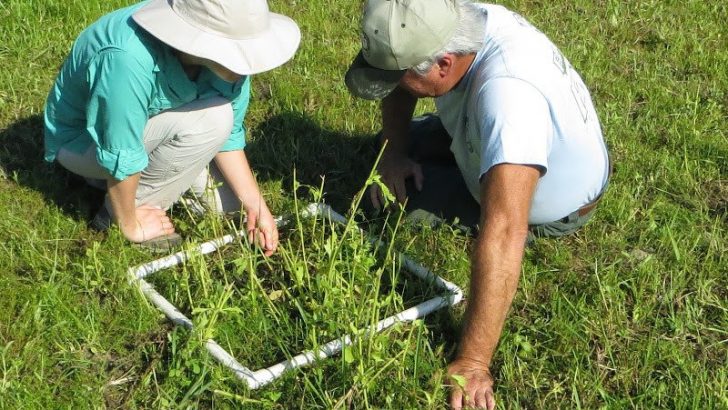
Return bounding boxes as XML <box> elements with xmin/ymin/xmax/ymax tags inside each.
<box><xmin>437</xmin><ymin>55</ymin><xmax>454</xmax><ymax>77</ymax></box>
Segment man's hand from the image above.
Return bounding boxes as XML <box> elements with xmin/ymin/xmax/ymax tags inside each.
<box><xmin>369</xmin><ymin>153</ymin><xmax>424</xmax><ymax>209</ymax></box>
<box><xmin>370</xmin><ymin>85</ymin><xmax>420</xmax><ymax>209</ymax></box>
<box><xmin>244</xmin><ymin>201</ymin><xmax>278</xmax><ymax>257</ymax></box>
<box><xmin>447</xmin><ymin>357</ymin><xmax>496</xmax><ymax>410</ymax></box>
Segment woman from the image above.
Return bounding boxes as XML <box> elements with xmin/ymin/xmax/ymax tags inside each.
<box><xmin>44</xmin><ymin>0</ymin><xmax>300</xmax><ymax>253</ymax></box>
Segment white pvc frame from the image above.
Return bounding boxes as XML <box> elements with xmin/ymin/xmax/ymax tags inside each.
<box><xmin>128</xmin><ymin>203</ymin><xmax>463</xmax><ymax>389</ymax></box>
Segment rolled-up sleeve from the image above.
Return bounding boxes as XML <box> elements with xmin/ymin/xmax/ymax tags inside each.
<box><xmin>219</xmin><ymin>76</ymin><xmax>251</xmax><ymax>152</ymax></box>
<box><xmin>86</xmin><ymin>49</ymin><xmax>153</xmax><ymax>180</ymax></box>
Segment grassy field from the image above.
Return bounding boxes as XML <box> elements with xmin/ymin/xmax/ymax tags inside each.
<box><xmin>1</xmin><ymin>0</ymin><xmax>726</xmax><ymax>408</ymax></box>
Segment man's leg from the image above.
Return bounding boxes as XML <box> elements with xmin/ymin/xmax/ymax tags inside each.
<box><xmin>385</xmin><ymin>114</ymin><xmax>481</xmax><ymax>231</ymax></box>
<box><xmin>529</xmin><ymin>205</ymin><xmax>598</xmax><ymax>238</ymax></box>
<box><xmin>408</xmin><ymin>114</ymin><xmax>457</xmax><ymax>165</ymax></box>
<box><xmin>404</xmin><ymin>164</ymin><xmax>481</xmax><ymax>231</ymax></box>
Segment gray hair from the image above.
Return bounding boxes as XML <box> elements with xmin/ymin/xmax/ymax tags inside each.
<box><xmin>410</xmin><ymin>0</ymin><xmax>487</xmax><ymax>75</ymax></box>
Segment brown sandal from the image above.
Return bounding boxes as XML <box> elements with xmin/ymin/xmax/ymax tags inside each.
<box><xmin>138</xmin><ymin>232</ymin><xmax>183</xmax><ymax>253</ymax></box>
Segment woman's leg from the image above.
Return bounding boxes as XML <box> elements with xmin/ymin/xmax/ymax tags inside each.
<box><xmin>137</xmin><ymin>96</ymin><xmax>234</xmax><ymax>209</ymax></box>
<box><xmin>57</xmin><ymin>96</ymin><xmax>234</xmax><ymax>210</ymax></box>
<box><xmin>56</xmin><ymin>145</ymin><xmax>109</xmax><ymax>181</ymax></box>
<box><xmin>187</xmin><ymin>162</ymin><xmax>243</xmax><ymax>215</ymax></box>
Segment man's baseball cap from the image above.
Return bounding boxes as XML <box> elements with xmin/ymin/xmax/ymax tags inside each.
<box><xmin>345</xmin><ymin>0</ymin><xmax>459</xmax><ymax>100</ymax></box>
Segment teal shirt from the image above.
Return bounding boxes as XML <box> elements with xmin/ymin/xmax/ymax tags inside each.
<box><xmin>44</xmin><ymin>2</ymin><xmax>250</xmax><ymax>180</ymax></box>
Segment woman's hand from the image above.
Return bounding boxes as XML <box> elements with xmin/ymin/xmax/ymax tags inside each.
<box><xmin>213</xmin><ymin>150</ymin><xmax>279</xmax><ymax>256</ymax></box>
<box><xmin>244</xmin><ymin>200</ymin><xmax>278</xmax><ymax>257</ymax></box>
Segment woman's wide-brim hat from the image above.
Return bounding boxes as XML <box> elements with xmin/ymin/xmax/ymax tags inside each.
<box><xmin>133</xmin><ymin>0</ymin><xmax>301</xmax><ymax>75</ymax></box>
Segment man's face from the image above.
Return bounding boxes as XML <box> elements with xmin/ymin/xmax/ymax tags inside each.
<box><xmin>399</xmin><ymin>65</ymin><xmax>441</xmax><ymax>98</ymax></box>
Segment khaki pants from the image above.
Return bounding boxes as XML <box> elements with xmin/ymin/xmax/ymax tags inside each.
<box><xmin>56</xmin><ymin>97</ymin><xmax>242</xmax><ymax>214</ymax></box>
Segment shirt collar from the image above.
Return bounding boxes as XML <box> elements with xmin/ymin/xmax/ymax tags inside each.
<box><xmin>197</xmin><ymin>68</ymin><xmax>244</xmax><ymax>98</ymax></box>
<box><xmin>158</xmin><ymin>44</ymin><xmax>197</xmax><ymax>101</ymax></box>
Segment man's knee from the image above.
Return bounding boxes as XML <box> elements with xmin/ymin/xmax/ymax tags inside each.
<box><xmin>409</xmin><ymin>115</ymin><xmax>454</xmax><ymax>164</ymax></box>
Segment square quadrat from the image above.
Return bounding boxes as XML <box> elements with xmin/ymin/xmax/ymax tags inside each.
<box><xmin>127</xmin><ymin>203</ymin><xmax>463</xmax><ymax>389</ymax></box>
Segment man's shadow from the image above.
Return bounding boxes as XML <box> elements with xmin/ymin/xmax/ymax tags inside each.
<box><xmin>246</xmin><ymin>110</ymin><xmax>380</xmax><ymax>212</ymax></box>
<box><xmin>0</xmin><ymin>114</ymin><xmax>104</xmax><ymax>220</ymax></box>
<box><xmin>248</xmin><ymin>110</ymin><xmax>464</xmax><ymax>354</ymax></box>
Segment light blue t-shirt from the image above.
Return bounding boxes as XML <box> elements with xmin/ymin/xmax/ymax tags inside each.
<box><xmin>436</xmin><ymin>4</ymin><xmax>609</xmax><ymax>224</ymax></box>
<box><xmin>44</xmin><ymin>1</ymin><xmax>250</xmax><ymax>180</ymax></box>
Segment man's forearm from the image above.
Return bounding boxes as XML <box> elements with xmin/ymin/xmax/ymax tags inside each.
<box><xmin>457</xmin><ymin>164</ymin><xmax>538</xmax><ymax>366</ymax></box>
<box><xmin>381</xmin><ymin>86</ymin><xmax>418</xmax><ymax>156</ymax></box>
<box><xmin>458</xmin><ymin>223</ymin><xmax>528</xmax><ymax>365</ymax></box>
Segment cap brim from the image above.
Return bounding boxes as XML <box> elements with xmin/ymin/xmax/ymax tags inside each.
<box><xmin>132</xmin><ymin>0</ymin><xmax>301</xmax><ymax>75</ymax></box>
<box><xmin>345</xmin><ymin>51</ymin><xmax>405</xmax><ymax>100</ymax></box>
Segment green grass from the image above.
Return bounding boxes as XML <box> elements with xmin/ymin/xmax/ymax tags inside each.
<box><xmin>1</xmin><ymin>0</ymin><xmax>726</xmax><ymax>408</ymax></box>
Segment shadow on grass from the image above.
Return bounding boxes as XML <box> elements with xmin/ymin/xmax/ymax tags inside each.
<box><xmin>0</xmin><ymin>111</ymin><xmax>376</xmax><ymax>223</ymax></box>
<box><xmin>234</xmin><ymin>110</ymin><xmax>467</xmax><ymax>367</ymax></box>
<box><xmin>0</xmin><ymin>114</ymin><xmax>104</xmax><ymax>221</ymax></box>
<box><xmin>247</xmin><ymin>110</ymin><xmax>379</xmax><ymax>213</ymax></box>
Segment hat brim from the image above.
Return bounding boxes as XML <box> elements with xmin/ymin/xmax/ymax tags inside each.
<box><xmin>345</xmin><ymin>51</ymin><xmax>406</xmax><ymax>100</ymax></box>
<box><xmin>132</xmin><ymin>0</ymin><xmax>300</xmax><ymax>75</ymax></box>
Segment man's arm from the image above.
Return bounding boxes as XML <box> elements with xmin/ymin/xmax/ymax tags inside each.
<box><xmin>370</xmin><ymin>86</ymin><xmax>423</xmax><ymax>208</ymax></box>
<box><xmin>448</xmin><ymin>163</ymin><xmax>540</xmax><ymax>410</ymax></box>
<box><xmin>214</xmin><ymin>150</ymin><xmax>278</xmax><ymax>256</ymax></box>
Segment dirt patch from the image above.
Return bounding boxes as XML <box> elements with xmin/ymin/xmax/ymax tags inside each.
<box><xmin>702</xmin><ymin>179</ymin><xmax>727</xmax><ymax>220</ymax></box>
<box><xmin>103</xmin><ymin>327</ymin><xmax>170</xmax><ymax>409</ymax></box>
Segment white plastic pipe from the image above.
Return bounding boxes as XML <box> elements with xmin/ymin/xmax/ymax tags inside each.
<box><xmin>247</xmin><ymin>291</ymin><xmax>462</xmax><ymax>389</ymax></box>
<box><xmin>131</xmin><ymin>215</ymin><xmax>287</xmax><ymax>280</ymax></box>
<box><xmin>137</xmin><ymin>278</ymin><xmax>193</xmax><ymax>328</ymax></box>
<box><xmin>305</xmin><ymin>203</ymin><xmax>462</xmax><ymax>293</ymax></box>
<box><xmin>131</xmin><ymin>233</ymin><xmax>240</xmax><ymax>280</ymax></box>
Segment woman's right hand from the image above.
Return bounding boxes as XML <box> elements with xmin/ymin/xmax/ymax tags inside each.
<box><xmin>120</xmin><ymin>205</ymin><xmax>176</xmax><ymax>243</ymax></box>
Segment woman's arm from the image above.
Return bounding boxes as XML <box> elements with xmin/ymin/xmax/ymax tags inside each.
<box><xmin>214</xmin><ymin>150</ymin><xmax>279</xmax><ymax>256</ymax></box>
<box><xmin>107</xmin><ymin>173</ymin><xmax>175</xmax><ymax>243</ymax></box>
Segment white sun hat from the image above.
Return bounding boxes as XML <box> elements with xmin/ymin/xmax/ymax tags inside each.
<box><xmin>133</xmin><ymin>0</ymin><xmax>301</xmax><ymax>75</ymax></box>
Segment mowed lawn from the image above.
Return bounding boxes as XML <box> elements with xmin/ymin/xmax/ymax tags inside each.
<box><xmin>0</xmin><ymin>0</ymin><xmax>726</xmax><ymax>409</ymax></box>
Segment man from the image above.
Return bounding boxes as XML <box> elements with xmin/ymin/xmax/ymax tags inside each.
<box><xmin>345</xmin><ymin>0</ymin><xmax>609</xmax><ymax>408</ymax></box>
<box><xmin>44</xmin><ymin>0</ymin><xmax>300</xmax><ymax>253</ymax></box>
